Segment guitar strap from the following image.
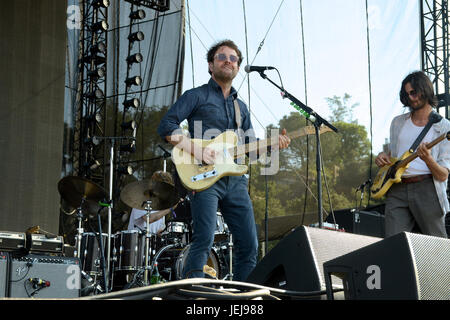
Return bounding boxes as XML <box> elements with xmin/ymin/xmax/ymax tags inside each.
<box><xmin>409</xmin><ymin>111</ymin><xmax>442</xmax><ymax>152</ymax></box>
<box><xmin>233</xmin><ymin>97</ymin><xmax>242</xmax><ymax>130</ymax></box>
<box><xmin>233</xmin><ymin>97</ymin><xmax>243</xmax><ymax>145</ymax></box>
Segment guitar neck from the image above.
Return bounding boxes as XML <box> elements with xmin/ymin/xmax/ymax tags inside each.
<box><xmin>230</xmin><ymin>127</ymin><xmax>320</xmax><ymax>159</ymax></box>
<box><xmin>398</xmin><ymin>132</ymin><xmax>447</xmax><ymax>167</ymax></box>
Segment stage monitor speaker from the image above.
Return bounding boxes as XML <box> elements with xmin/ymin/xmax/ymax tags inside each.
<box><xmin>0</xmin><ymin>252</ymin><xmax>9</xmax><ymax>298</ymax></box>
<box><xmin>8</xmin><ymin>254</ymin><xmax>81</xmax><ymax>298</ymax></box>
<box><xmin>323</xmin><ymin>232</ymin><xmax>450</xmax><ymax>300</ymax></box>
<box><xmin>246</xmin><ymin>226</ymin><xmax>381</xmax><ymax>299</ymax></box>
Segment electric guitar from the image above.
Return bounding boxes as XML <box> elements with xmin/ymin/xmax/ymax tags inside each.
<box><xmin>172</xmin><ymin>126</ymin><xmax>332</xmax><ymax>191</ymax></box>
<box><xmin>370</xmin><ymin>131</ymin><xmax>450</xmax><ymax>199</ymax></box>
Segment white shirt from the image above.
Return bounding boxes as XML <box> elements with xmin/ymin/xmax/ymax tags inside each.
<box><xmin>127</xmin><ymin>208</ymin><xmax>165</xmax><ymax>234</ymax></box>
<box><xmin>397</xmin><ymin>118</ymin><xmax>437</xmax><ymax>176</ymax></box>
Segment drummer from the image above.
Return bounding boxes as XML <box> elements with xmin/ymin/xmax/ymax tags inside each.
<box><xmin>127</xmin><ymin>201</ymin><xmax>181</xmax><ymax>235</ymax></box>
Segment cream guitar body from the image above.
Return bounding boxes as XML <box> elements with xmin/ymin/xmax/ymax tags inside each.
<box><xmin>172</xmin><ymin>126</ymin><xmax>332</xmax><ymax>192</ymax></box>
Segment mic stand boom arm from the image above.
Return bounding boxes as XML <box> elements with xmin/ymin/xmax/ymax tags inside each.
<box><xmin>256</xmin><ymin>71</ymin><xmax>338</xmax><ymax>228</ymax></box>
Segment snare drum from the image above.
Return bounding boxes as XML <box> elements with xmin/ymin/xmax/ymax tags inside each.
<box><xmin>76</xmin><ymin>232</ymin><xmax>108</xmax><ymax>274</ymax></box>
<box><xmin>166</xmin><ymin>221</ymin><xmax>188</xmax><ymax>234</ymax></box>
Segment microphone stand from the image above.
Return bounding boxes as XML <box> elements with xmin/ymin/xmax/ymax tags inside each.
<box><xmin>158</xmin><ymin>144</ymin><xmax>172</xmax><ymax>173</ymax></box>
<box><xmin>255</xmin><ymin>71</ymin><xmax>338</xmax><ymax>228</ymax></box>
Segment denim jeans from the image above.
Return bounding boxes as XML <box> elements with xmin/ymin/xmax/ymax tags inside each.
<box><xmin>182</xmin><ymin>175</ymin><xmax>258</xmax><ymax>281</ymax></box>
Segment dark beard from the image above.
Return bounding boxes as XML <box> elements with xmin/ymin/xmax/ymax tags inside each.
<box><xmin>409</xmin><ymin>100</ymin><xmax>427</xmax><ymax>112</ymax></box>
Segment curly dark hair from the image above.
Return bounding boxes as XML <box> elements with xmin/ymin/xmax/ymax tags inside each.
<box><xmin>206</xmin><ymin>39</ymin><xmax>243</xmax><ymax>74</ymax></box>
<box><xmin>399</xmin><ymin>71</ymin><xmax>437</xmax><ymax>108</ymax></box>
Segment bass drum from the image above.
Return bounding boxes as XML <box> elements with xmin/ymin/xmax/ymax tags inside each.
<box><xmin>154</xmin><ymin>244</ymin><xmax>222</xmax><ymax>281</ymax></box>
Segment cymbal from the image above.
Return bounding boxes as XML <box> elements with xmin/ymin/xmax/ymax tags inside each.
<box><xmin>120</xmin><ymin>171</ymin><xmax>179</xmax><ymax>210</ymax></box>
<box><xmin>58</xmin><ymin>176</ymin><xmax>106</xmax><ymax>210</ymax></box>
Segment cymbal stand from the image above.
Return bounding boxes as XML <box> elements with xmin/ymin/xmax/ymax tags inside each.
<box><xmin>228</xmin><ymin>233</ymin><xmax>233</xmax><ymax>281</ymax></box>
<box><xmin>222</xmin><ymin>232</ymin><xmax>234</xmax><ymax>281</ymax></box>
<box><xmin>143</xmin><ymin>200</ymin><xmax>153</xmax><ymax>285</ymax></box>
<box><xmin>75</xmin><ymin>197</ymin><xmax>86</xmax><ymax>259</ymax></box>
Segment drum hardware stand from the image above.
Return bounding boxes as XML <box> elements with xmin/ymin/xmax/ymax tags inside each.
<box><xmin>75</xmin><ymin>197</ymin><xmax>87</xmax><ymax>259</ymax></box>
<box><xmin>222</xmin><ymin>232</ymin><xmax>234</xmax><ymax>281</ymax></box>
<box><xmin>143</xmin><ymin>200</ymin><xmax>153</xmax><ymax>285</ymax></box>
<box><xmin>96</xmin><ymin>201</ymin><xmax>111</xmax><ymax>293</ymax></box>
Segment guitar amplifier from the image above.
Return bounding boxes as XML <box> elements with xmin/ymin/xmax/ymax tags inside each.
<box><xmin>0</xmin><ymin>252</ymin><xmax>9</xmax><ymax>298</ymax></box>
<box><xmin>353</xmin><ymin>210</ymin><xmax>385</xmax><ymax>238</ymax></box>
<box><xmin>26</xmin><ymin>234</ymin><xmax>64</xmax><ymax>254</ymax></box>
<box><xmin>0</xmin><ymin>231</ymin><xmax>26</xmax><ymax>251</ymax></box>
<box><xmin>8</xmin><ymin>254</ymin><xmax>81</xmax><ymax>298</ymax></box>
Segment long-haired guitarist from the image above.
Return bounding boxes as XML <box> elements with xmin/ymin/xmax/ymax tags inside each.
<box><xmin>375</xmin><ymin>71</ymin><xmax>450</xmax><ymax>238</ymax></box>
<box><xmin>157</xmin><ymin>40</ymin><xmax>290</xmax><ymax>281</ymax></box>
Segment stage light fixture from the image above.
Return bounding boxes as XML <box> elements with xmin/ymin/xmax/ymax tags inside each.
<box><xmin>84</xmin><ymin>136</ymin><xmax>101</xmax><ymax>146</ymax></box>
<box><xmin>123</xmin><ymin>98</ymin><xmax>140</xmax><ymax>109</ymax></box>
<box><xmin>126</xmin><ymin>53</ymin><xmax>143</xmax><ymax>65</ymax></box>
<box><xmin>118</xmin><ymin>165</ymin><xmax>133</xmax><ymax>175</ymax></box>
<box><xmin>88</xmin><ymin>67</ymin><xmax>105</xmax><ymax>79</ymax></box>
<box><xmin>86</xmin><ymin>88</ymin><xmax>104</xmax><ymax>100</ymax></box>
<box><xmin>125</xmin><ymin>76</ymin><xmax>142</xmax><ymax>87</ymax></box>
<box><xmin>120</xmin><ymin>141</ymin><xmax>136</xmax><ymax>153</ymax></box>
<box><xmin>129</xmin><ymin>9</ymin><xmax>146</xmax><ymax>20</ymax></box>
<box><xmin>85</xmin><ymin>112</ymin><xmax>102</xmax><ymax>123</ymax></box>
<box><xmin>93</xmin><ymin>0</ymin><xmax>110</xmax><ymax>8</ymax></box>
<box><xmin>128</xmin><ymin>31</ymin><xmax>144</xmax><ymax>42</ymax></box>
<box><xmin>84</xmin><ymin>159</ymin><xmax>101</xmax><ymax>171</ymax></box>
<box><xmin>90</xmin><ymin>42</ymin><xmax>106</xmax><ymax>55</ymax></box>
<box><xmin>121</xmin><ymin>120</ymin><xmax>137</xmax><ymax>131</ymax></box>
<box><xmin>91</xmin><ymin>20</ymin><xmax>108</xmax><ymax>32</ymax></box>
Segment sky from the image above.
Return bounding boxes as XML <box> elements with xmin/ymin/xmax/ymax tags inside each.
<box><xmin>181</xmin><ymin>0</ymin><xmax>423</xmax><ymax>154</ymax></box>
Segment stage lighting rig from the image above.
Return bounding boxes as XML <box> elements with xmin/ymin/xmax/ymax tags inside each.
<box><xmin>121</xmin><ymin>120</ymin><xmax>137</xmax><ymax>131</ymax></box>
<box><xmin>123</xmin><ymin>98</ymin><xmax>141</xmax><ymax>109</ymax></box>
<box><xmin>128</xmin><ymin>31</ymin><xmax>145</xmax><ymax>43</ymax></box>
<box><xmin>86</xmin><ymin>89</ymin><xmax>104</xmax><ymax>100</ymax></box>
<box><xmin>126</xmin><ymin>53</ymin><xmax>143</xmax><ymax>65</ymax></box>
<box><xmin>93</xmin><ymin>0</ymin><xmax>110</xmax><ymax>8</ymax></box>
<box><xmin>120</xmin><ymin>141</ymin><xmax>137</xmax><ymax>154</ymax></box>
<box><xmin>125</xmin><ymin>75</ymin><xmax>142</xmax><ymax>87</ymax></box>
<box><xmin>118</xmin><ymin>165</ymin><xmax>133</xmax><ymax>175</ymax></box>
<box><xmin>91</xmin><ymin>20</ymin><xmax>109</xmax><ymax>32</ymax></box>
<box><xmin>88</xmin><ymin>67</ymin><xmax>106</xmax><ymax>79</ymax></box>
<box><xmin>129</xmin><ymin>9</ymin><xmax>146</xmax><ymax>20</ymax></box>
<box><xmin>124</xmin><ymin>0</ymin><xmax>170</xmax><ymax>12</ymax></box>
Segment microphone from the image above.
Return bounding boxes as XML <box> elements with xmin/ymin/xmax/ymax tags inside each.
<box><xmin>244</xmin><ymin>65</ymin><xmax>275</xmax><ymax>73</ymax></box>
<box><xmin>356</xmin><ymin>179</ymin><xmax>372</xmax><ymax>192</ymax></box>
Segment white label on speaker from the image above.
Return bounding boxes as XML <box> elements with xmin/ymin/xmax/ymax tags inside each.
<box><xmin>366</xmin><ymin>265</ymin><xmax>381</xmax><ymax>290</ymax></box>
<box><xmin>66</xmin><ymin>265</ymin><xmax>81</xmax><ymax>290</ymax></box>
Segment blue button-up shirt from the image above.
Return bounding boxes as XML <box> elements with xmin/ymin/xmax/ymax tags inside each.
<box><xmin>157</xmin><ymin>78</ymin><xmax>254</xmax><ymax>143</ymax></box>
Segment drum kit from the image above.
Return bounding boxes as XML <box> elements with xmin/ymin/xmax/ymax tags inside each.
<box><xmin>58</xmin><ymin>171</ymin><xmax>232</xmax><ymax>295</ymax></box>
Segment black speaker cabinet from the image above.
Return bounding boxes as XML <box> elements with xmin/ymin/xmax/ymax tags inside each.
<box><xmin>326</xmin><ymin>210</ymin><xmax>385</xmax><ymax>237</ymax></box>
<box><xmin>324</xmin><ymin>232</ymin><xmax>450</xmax><ymax>300</ymax></box>
<box><xmin>8</xmin><ymin>254</ymin><xmax>81</xmax><ymax>298</ymax></box>
<box><xmin>246</xmin><ymin>226</ymin><xmax>381</xmax><ymax>298</ymax></box>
